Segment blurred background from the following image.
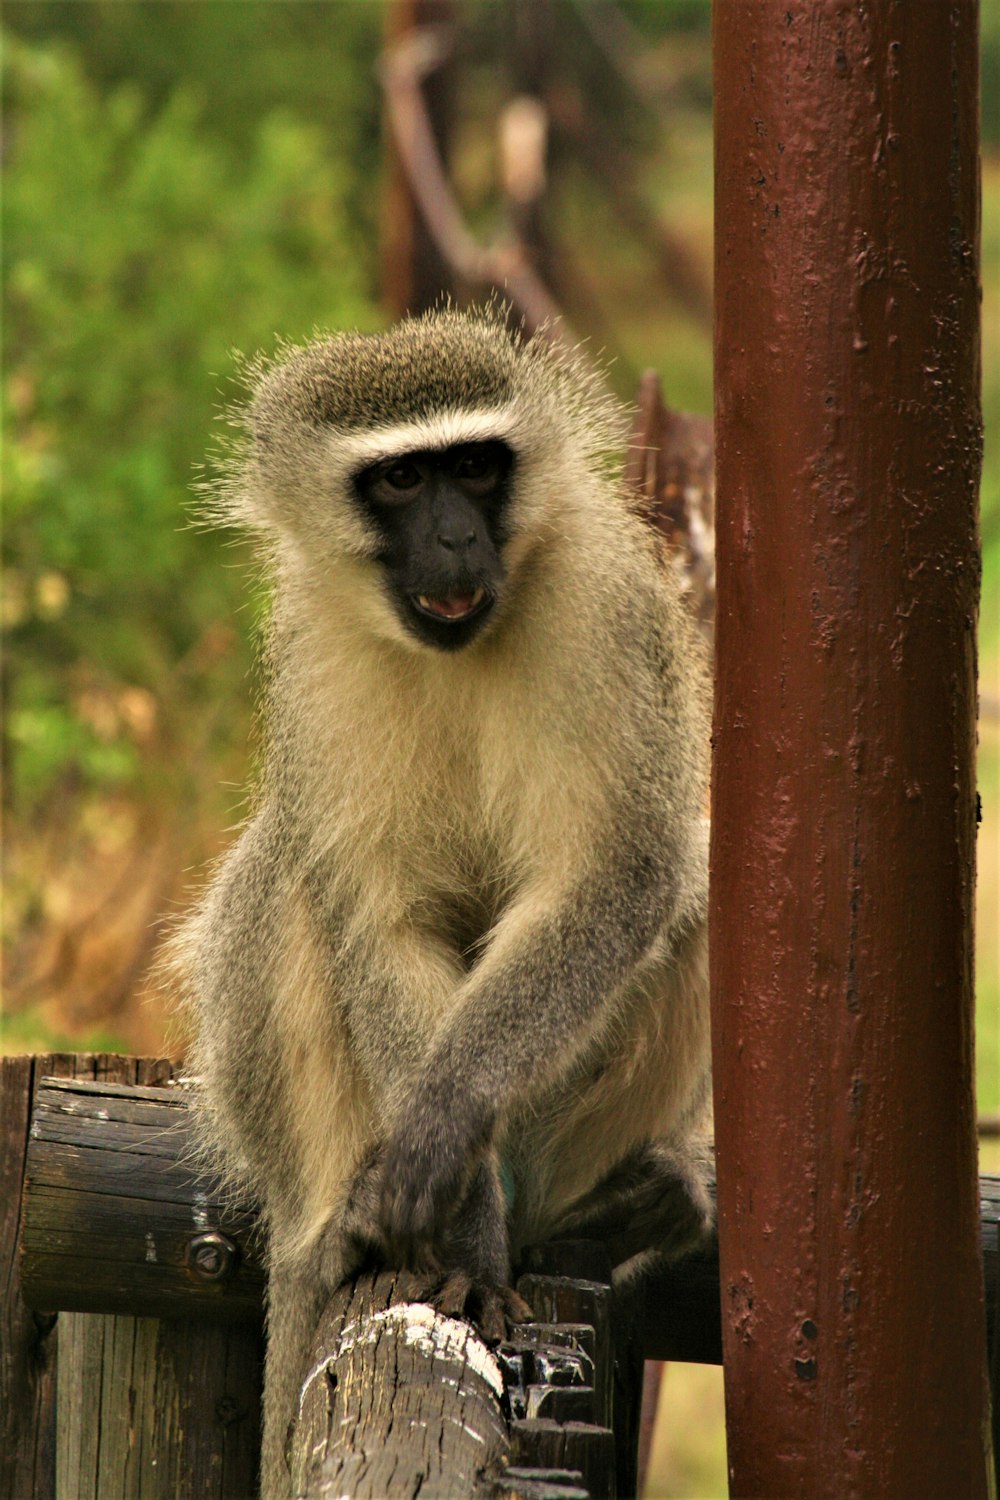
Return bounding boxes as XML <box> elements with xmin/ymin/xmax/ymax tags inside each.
<box><xmin>2</xmin><ymin>4</ymin><xmax>997</xmax><ymax>1495</ymax></box>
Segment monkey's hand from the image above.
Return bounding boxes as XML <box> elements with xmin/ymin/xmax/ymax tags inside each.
<box><xmin>377</xmin><ymin>1073</ymin><xmax>495</xmax><ymax>1272</ymax></box>
<box><xmin>431</xmin><ymin>1269</ymin><xmax>532</xmax><ymax>1343</ymax></box>
<box><xmin>390</xmin><ymin>1155</ymin><xmax>529</xmax><ymax>1342</ymax></box>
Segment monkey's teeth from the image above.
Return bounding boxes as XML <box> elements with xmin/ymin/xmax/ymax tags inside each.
<box><xmin>417</xmin><ymin>588</ymin><xmax>487</xmax><ymax>620</ymax></box>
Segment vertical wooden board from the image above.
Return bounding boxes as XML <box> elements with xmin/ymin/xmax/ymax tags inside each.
<box><xmin>56</xmin><ymin>1312</ymin><xmax>105</xmax><ymax>1500</ymax></box>
<box><xmin>53</xmin><ymin>1058</ymin><xmax>143</xmax><ymax>1500</ymax></box>
<box><xmin>97</xmin><ymin>1313</ymin><xmax>140</xmax><ymax>1500</ymax></box>
<box><xmin>57</xmin><ymin>1312</ymin><xmax>262</xmax><ymax>1500</ymax></box>
<box><xmin>132</xmin><ymin>1318</ymin><xmax>163</xmax><ymax>1500</ymax></box>
<box><xmin>144</xmin><ymin>1320</ymin><xmax>262</xmax><ymax>1500</ymax></box>
<box><xmin>219</xmin><ymin>1321</ymin><xmax>264</xmax><ymax>1498</ymax></box>
<box><xmin>1</xmin><ymin>1052</ymin><xmax>89</xmax><ymax>1500</ymax></box>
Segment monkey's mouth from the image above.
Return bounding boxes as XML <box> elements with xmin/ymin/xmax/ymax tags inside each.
<box><xmin>411</xmin><ymin>587</ymin><xmax>492</xmax><ymax>622</ymax></box>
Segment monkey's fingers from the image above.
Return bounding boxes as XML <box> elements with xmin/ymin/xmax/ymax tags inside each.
<box><xmin>430</xmin><ymin>1271</ymin><xmax>534</xmax><ymax>1344</ymax></box>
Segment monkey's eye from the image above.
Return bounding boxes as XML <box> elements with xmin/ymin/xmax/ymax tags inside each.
<box><xmin>380</xmin><ymin>460</ymin><xmax>422</xmax><ymax>492</ymax></box>
<box><xmin>451</xmin><ymin>442</ymin><xmax>507</xmax><ymax>494</ymax></box>
<box><xmin>455</xmin><ymin>451</ymin><xmax>492</xmax><ymax>480</ymax></box>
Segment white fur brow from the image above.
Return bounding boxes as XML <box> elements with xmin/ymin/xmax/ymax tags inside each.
<box><xmin>333</xmin><ymin>407</ymin><xmax>520</xmax><ymax>469</ymax></box>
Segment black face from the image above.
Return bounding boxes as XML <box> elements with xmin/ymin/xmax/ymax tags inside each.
<box><xmin>353</xmin><ymin>440</ymin><xmax>515</xmax><ymax>651</ymax></box>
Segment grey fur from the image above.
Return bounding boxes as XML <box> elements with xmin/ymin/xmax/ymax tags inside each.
<box><xmin>172</xmin><ymin>307</ymin><xmax>713</xmax><ymax>1498</ymax></box>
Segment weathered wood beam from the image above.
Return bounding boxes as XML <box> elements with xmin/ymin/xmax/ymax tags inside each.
<box><xmin>18</xmin><ymin>1074</ymin><xmax>1000</xmax><ymax>1379</ymax></box>
<box><xmin>290</xmin><ymin>1253</ymin><xmax>643</xmax><ymax>1500</ymax></box>
<box><xmin>20</xmin><ymin>1074</ymin><xmax>263</xmax><ymax>1325</ymax></box>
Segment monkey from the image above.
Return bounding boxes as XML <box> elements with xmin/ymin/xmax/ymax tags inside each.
<box><xmin>173</xmin><ymin>306</ymin><xmax>713</xmax><ymax>1499</ymax></box>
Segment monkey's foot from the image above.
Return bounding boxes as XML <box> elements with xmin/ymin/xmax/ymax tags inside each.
<box><xmin>428</xmin><ymin>1270</ymin><xmax>533</xmax><ymax>1343</ymax></box>
<box><xmin>553</xmin><ymin>1138</ymin><xmax>714</xmax><ymax>1267</ymax></box>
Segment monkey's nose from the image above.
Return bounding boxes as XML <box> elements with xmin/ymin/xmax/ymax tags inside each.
<box><xmin>437</xmin><ymin>529</ymin><xmax>477</xmax><ymax>551</ymax></box>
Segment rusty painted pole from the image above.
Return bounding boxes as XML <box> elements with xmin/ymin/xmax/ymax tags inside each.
<box><xmin>711</xmin><ymin>3</ymin><xmax>991</xmax><ymax>1496</ymax></box>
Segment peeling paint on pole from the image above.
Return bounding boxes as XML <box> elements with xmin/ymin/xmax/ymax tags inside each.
<box><xmin>710</xmin><ymin>3</ymin><xmax>992</xmax><ymax>1495</ymax></box>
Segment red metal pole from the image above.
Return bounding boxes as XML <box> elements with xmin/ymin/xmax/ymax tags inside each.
<box><xmin>711</xmin><ymin>3</ymin><xmax>991</xmax><ymax>1496</ymax></box>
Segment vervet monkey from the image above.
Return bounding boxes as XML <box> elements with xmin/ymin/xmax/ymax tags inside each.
<box><xmin>176</xmin><ymin>307</ymin><xmax>712</xmax><ymax>1497</ymax></box>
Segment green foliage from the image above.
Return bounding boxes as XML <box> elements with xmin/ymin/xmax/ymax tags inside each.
<box><xmin>2</xmin><ymin>32</ymin><xmax>378</xmax><ymax>812</ymax></box>
<box><xmin>983</xmin><ymin>0</ymin><xmax>1000</xmax><ymax>150</ymax></box>
<box><xmin>1</xmin><ymin>1002</ymin><xmax>128</xmax><ymax>1058</ymax></box>
<box><xmin>4</xmin><ymin>0</ymin><xmax>385</xmax><ymax>244</ymax></box>
<box><xmin>981</xmin><ymin>155</ymin><xmax>1000</xmax><ymax>664</ymax></box>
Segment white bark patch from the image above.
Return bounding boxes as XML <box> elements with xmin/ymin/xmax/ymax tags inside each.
<box><xmin>298</xmin><ymin>1301</ymin><xmax>504</xmax><ymax>1420</ymax></box>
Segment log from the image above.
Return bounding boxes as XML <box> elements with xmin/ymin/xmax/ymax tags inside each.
<box><xmin>290</xmin><ymin>1271</ymin><xmax>510</xmax><ymax>1499</ymax></box>
<box><xmin>18</xmin><ymin>1073</ymin><xmax>1000</xmax><ymax>1378</ymax></box>
<box><xmin>20</xmin><ymin>1074</ymin><xmax>264</xmax><ymax>1324</ymax></box>
<box><xmin>290</xmin><ymin>1267</ymin><xmax>626</xmax><ymax>1500</ymax></box>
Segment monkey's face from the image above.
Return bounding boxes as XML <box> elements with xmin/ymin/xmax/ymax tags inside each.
<box><xmin>352</xmin><ymin>440</ymin><xmax>514</xmax><ymax>652</ymax></box>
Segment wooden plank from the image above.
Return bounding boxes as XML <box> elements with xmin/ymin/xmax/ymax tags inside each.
<box><xmin>509</xmin><ymin>1421</ymin><xmax>616</xmax><ymax>1500</ymax></box>
<box><xmin>516</xmin><ymin>1249</ymin><xmax>643</xmax><ymax>1500</ymax></box>
<box><xmin>56</xmin><ymin>1310</ymin><xmax>103</xmax><ymax>1496</ymax></box>
<box><xmin>1</xmin><ymin>1052</ymin><xmax>141</xmax><ymax>1500</ymax></box>
<box><xmin>56</xmin><ymin>1313</ymin><xmax>262</xmax><ymax>1500</ymax></box>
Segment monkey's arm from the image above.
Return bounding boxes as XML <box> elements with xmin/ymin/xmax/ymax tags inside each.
<box><xmin>378</xmin><ymin>840</ymin><xmax>691</xmax><ymax>1265</ymax></box>
<box><xmin>320</xmin><ymin>912</ymin><xmax>468</xmax><ymax>1106</ymax></box>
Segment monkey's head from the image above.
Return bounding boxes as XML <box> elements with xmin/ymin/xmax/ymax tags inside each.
<box><xmin>215</xmin><ymin>307</ymin><xmax>624</xmax><ymax>652</ymax></box>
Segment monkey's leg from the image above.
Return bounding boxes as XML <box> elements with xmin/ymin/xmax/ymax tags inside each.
<box><xmin>549</xmin><ymin>1139</ymin><xmax>714</xmax><ymax>1268</ymax></box>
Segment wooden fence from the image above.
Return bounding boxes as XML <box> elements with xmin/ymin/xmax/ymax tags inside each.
<box><xmin>3</xmin><ymin>1053</ymin><xmax>998</xmax><ymax>1498</ymax></box>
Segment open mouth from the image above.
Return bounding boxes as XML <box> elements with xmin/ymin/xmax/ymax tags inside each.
<box><xmin>411</xmin><ymin>587</ymin><xmax>492</xmax><ymax>623</ymax></box>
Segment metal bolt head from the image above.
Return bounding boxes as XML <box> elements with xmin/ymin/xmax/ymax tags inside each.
<box><xmin>186</xmin><ymin>1229</ymin><xmax>238</xmax><ymax>1283</ymax></box>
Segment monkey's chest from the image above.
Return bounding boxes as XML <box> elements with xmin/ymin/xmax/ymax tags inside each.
<box><xmin>384</xmin><ymin>789</ymin><xmax>509</xmax><ymax>959</ymax></box>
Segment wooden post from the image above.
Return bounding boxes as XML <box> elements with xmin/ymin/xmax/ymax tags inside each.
<box><xmin>2</xmin><ymin>1054</ymin><xmax>62</xmax><ymax>1500</ymax></box>
<box><xmin>712</xmin><ymin>3</ymin><xmax>991</xmax><ymax>1493</ymax></box>
<box><xmin>291</xmin><ymin>1271</ymin><xmax>510</xmax><ymax>1498</ymax></box>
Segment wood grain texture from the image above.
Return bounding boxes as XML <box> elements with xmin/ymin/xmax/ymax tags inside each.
<box><xmin>21</xmin><ymin>1074</ymin><xmax>264</xmax><ymax>1323</ymax></box>
<box><xmin>291</xmin><ymin>1270</ymin><xmax>510</xmax><ymax>1499</ymax></box>
<box><xmin>2</xmin><ymin>1054</ymin><xmax>60</xmax><ymax>1500</ymax></box>
<box><xmin>56</xmin><ymin>1308</ymin><xmax>262</xmax><ymax>1500</ymax></box>
<box><xmin>1</xmin><ymin>1053</ymin><xmax>156</xmax><ymax>1500</ymax></box>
